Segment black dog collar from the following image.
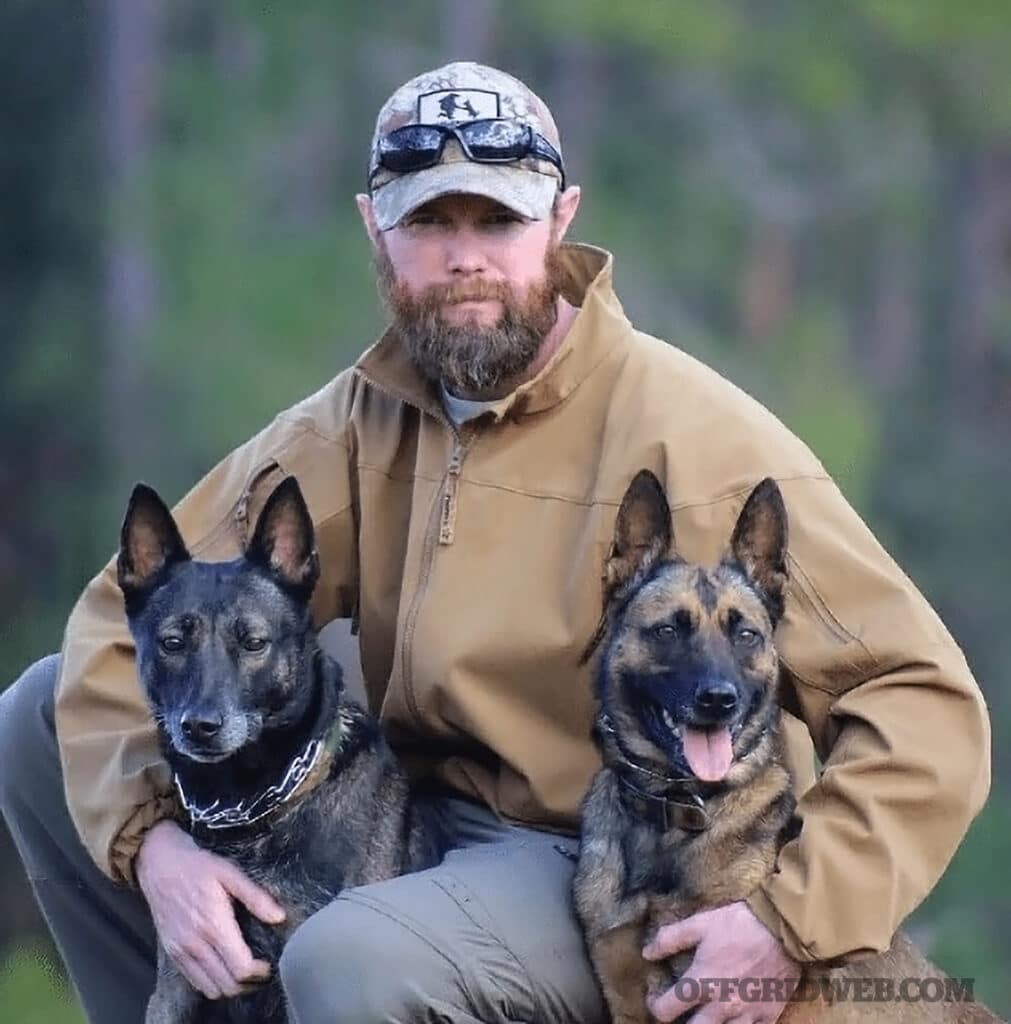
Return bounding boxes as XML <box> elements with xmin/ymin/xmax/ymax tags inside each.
<box><xmin>597</xmin><ymin>713</ymin><xmax>710</xmax><ymax>832</ymax></box>
<box><xmin>612</xmin><ymin>769</ymin><xmax>709</xmax><ymax>832</ymax></box>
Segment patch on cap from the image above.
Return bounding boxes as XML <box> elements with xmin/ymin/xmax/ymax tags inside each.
<box><xmin>417</xmin><ymin>89</ymin><xmax>500</xmax><ymax>123</ymax></box>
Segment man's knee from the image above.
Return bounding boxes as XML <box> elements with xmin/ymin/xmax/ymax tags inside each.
<box><xmin>279</xmin><ymin>891</ymin><xmax>458</xmax><ymax>1024</ymax></box>
<box><xmin>0</xmin><ymin>654</ymin><xmax>60</xmax><ymax>810</ymax></box>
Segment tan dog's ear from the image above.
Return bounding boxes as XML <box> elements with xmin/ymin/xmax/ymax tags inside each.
<box><xmin>581</xmin><ymin>470</ymin><xmax>674</xmax><ymax>664</ymax></box>
<box><xmin>728</xmin><ymin>477</ymin><xmax>789</xmax><ymax>625</ymax></box>
<box><xmin>606</xmin><ymin>470</ymin><xmax>673</xmax><ymax>599</ymax></box>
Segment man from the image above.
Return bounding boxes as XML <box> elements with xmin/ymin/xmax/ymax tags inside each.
<box><xmin>0</xmin><ymin>61</ymin><xmax>991</xmax><ymax>1024</ymax></box>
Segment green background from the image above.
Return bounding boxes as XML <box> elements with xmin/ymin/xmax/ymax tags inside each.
<box><xmin>2</xmin><ymin>1</ymin><xmax>1008</xmax><ymax>1018</ymax></box>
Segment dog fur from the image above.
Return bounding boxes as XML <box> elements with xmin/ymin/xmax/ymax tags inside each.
<box><xmin>572</xmin><ymin>470</ymin><xmax>999</xmax><ymax>1024</ymax></box>
<box><xmin>118</xmin><ymin>476</ymin><xmax>439</xmax><ymax>1023</ymax></box>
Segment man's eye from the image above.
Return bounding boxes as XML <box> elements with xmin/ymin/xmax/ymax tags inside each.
<box><xmin>405</xmin><ymin>213</ymin><xmax>443</xmax><ymax>227</ymax></box>
<box><xmin>243</xmin><ymin>637</ymin><xmax>269</xmax><ymax>653</ymax></box>
<box><xmin>485</xmin><ymin>213</ymin><xmax>522</xmax><ymax>227</ymax></box>
<box><xmin>159</xmin><ymin>636</ymin><xmax>185</xmax><ymax>654</ymax></box>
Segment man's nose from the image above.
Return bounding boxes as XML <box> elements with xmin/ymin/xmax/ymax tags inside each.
<box><xmin>445</xmin><ymin>229</ymin><xmax>488</xmax><ymax>275</ymax></box>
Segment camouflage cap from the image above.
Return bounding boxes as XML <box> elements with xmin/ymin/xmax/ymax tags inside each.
<box><xmin>368</xmin><ymin>61</ymin><xmax>564</xmax><ymax>231</ymax></box>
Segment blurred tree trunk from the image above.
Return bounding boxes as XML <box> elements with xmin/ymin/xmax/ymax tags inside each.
<box><xmin>102</xmin><ymin>0</ymin><xmax>162</xmax><ymax>498</ymax></box>
<box><xmin>549</xmin><ymin>38</ymin><xmax>605</xmax><ymax>188</ymax></box>
<box><xmin>739</xmin><ymin>223</ymin><xmax>797</xmax><ymax>342</ymax></box>
<box><xmin>864</xmin><ymin>226</ymin><xmax>918</xmax><ymax>392</ymax></box>
<box><xmin>442</xmin><ymin>0</ymin><xmax>496</xmax><ymax>61</ymax></box>
<box><xmin>948</xmin><ymin>148</ymin><xmax>1011</xmax><ymax>425</ymax></box>
<box><xmin>0</xmin><ymin>0</ymin><xmax>100</xmax><ymax>970</ymax></box>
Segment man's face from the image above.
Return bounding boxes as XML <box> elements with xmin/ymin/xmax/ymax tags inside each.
<box><xmin>368</xmin><ymin>193</ymin><xmax>568</xmax><ymax>398</ymax></box>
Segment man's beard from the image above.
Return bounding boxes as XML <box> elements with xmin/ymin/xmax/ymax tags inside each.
<box><xmin>375</xmin><ymin>243</ymin><xmax>567</xmax><ymax>398</ymax></box>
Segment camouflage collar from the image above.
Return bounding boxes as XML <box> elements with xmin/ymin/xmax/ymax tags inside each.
<box><xmin>597</xmin><ymin>713</ymin><xmax>710</xmax><ymax>832</ymax></box>
<box><xmin>175</xmin><ymin>713</ymin><xmax>346</xmax><ymax>836</ymax></box>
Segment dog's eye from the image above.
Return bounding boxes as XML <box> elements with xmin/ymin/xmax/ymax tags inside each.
<box><xmin>735</xmin><ymin>628</ymin><xmax>760</xmax><ymax>647</ymax></box>
<box><xmin>653</xmin><ymin>624</ymin><xmax>677</xmax><ymax>639</ymax></box>
<box><xmin>159</xmin><ymin>636</ymin><xmax>185</xmax><ymax>654</ymax></box>
<box><xmin>242</xmin><ymin>637</ymin><xmax>269</xmax><ymax>653</ymax></box>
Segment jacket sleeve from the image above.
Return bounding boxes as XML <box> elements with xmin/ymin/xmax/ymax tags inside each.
<box><xmin>741</xmin><ymin>474</ymin><xmax>991</xmax><ymax>963</ymax></box>
<box><xmin>54</xmin><ymin>401</ymin><xmax>359</xmax><ymax>887</ymax></box>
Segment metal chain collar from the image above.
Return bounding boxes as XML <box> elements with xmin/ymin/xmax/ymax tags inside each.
<box><xmin>175</xmin><ymin>736</ymin><xmax>324</xmax><ymax>832</ymax></box>
<box><xmin>597</xmin><ymin>713</ymin><xmax>697</xmax><ymax>787</ymax></box>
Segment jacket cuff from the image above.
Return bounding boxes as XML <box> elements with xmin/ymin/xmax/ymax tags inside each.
<box><xmin>109</xmin><ymin>792</ymin><xmax>183</xmax><ymax>889</ymax></box>
<box><xmin>745</xmin><ymin>885</ymin><xmax>816</xmax><ymax>965</ymax></box>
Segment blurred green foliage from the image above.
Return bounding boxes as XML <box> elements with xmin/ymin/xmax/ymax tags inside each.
<box><xmin>0</xmin><ymin>946</ymin><xmax>84</xmax><ymax>1024</ymax></box>
<box><xmin>1</xmin><ymin>0</ymin><xmax>1009</xmax><ymax>1018</ymax></box>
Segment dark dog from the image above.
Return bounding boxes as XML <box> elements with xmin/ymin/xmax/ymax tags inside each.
<box><xmin>573</xmin><ymin>470</ymin><xmax>998</xmax><ymax>1023</ymax></box>
<box><xmin>118</xmin><ymin>476</ymin><xmax>438</xmax><ymax>1024</ymax></box>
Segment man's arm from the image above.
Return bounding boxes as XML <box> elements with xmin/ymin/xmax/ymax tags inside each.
<box><xmin>54</xmin><ymin>380</ymin><xmax>361</xmax><ymax>886</ymax></box>
<box><xmin>740</xmin><ymin>473</ymin><xmax>991</xmax><ymax>963</ymax></box>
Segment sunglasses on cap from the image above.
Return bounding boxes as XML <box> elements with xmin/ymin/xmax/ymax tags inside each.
<box><xmin>369</xmin><ymin>118</ymin><xmax>566</xmax><ymax>189</ymax></box>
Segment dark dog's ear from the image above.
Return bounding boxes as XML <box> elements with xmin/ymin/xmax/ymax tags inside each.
<box><xmin>118</xmin><ymin>484</ymin><xmax>191</xmax><ymax>605</ymax></box>
<box><xmin>581</xmin><ymin>470</ymin><xmax>674</xmax><ymax>663</ymax></box>
<box><xmin>247</xmin><ymin>476</ymin><xmax>320</xmax><ymax>595</ymax></box>
<box><xmin>728</xmin><ymin>477</ymin><xmax>789</xmax><ymax>624</ymax></box>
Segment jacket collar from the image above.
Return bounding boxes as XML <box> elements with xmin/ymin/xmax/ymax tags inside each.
<box><xmin>353</xmin><ymin>243</ymin><xmax>632</xmax><ymax>423</ymax></box>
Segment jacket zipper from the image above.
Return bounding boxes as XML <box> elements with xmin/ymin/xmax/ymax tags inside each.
<box><xmin>400</xmin><ymin>426</ymin><xmax>477</xmax><ymax>726</ymax></box>
<box><xmin>439</xmin><ymin>441</ymin><xmax>468</xmax><ymax>545</ymax></box>
<box><xmin>349</xmin><ymin>367</ymin><xmax>483</xmax><ymax>729</ymax></box>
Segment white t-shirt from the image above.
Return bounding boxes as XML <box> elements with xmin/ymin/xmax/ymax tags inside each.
<box><xmin>440</xmin><ymin>384</ymin><xmax>499</xmax><ymax>425</ymax></box>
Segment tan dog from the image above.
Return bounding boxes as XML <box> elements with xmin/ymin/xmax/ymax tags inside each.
<box><xmin>572</xmin><ymin>471</ymin><xmax>999</xmax><ymax>1023</ymax></box>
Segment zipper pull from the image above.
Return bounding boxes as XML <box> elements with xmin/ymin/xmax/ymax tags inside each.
<box><xmin>439</xmin><ymin>442</ymin><xmax>466</xmax><ymax>545</ymax></box>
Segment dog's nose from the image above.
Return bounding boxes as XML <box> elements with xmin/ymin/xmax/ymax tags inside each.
<box><xmin>180</xmin><ymin>711</ymin><xmax>223</xmax><ymax>741</ymax></box>
<box><xmin>694</xmin><ymin>682</ymin><xmax>738</xmax><ymax>717</ymax></box>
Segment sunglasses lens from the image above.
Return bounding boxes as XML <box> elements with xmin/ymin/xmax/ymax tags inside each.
<box><xmin>459</xmin><ymin>120</ymin><xmax>530</xmax><ymax>161</ymax></box>
<box><xmin>379</xmin><ymin>125</ymin><xmax>445</xmax><ymax>172</ymax></box>
<box><xmin>372</xmin><ymin>120</ymin><xmax>563</xmax><ymax>187</ymax></box>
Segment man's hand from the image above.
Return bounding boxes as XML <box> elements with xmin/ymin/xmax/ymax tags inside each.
<box><xmin>643</xmin><ymin>902</ymin><xmax>800</xmax><ymax>1023</ymax></box>
<box><xmin>136</xmin><ymin>820</ymin><xmax>286</xmax><ymax>999</ymax></box>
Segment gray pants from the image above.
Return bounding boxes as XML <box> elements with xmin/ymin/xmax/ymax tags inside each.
<box><xmin>0</xmin><ymin>656</ymin><xmax>607</xmax><ymax>1023</ymax></box>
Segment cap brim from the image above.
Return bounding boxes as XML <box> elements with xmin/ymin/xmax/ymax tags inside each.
<box><xmin>371</xmin><ymin>162</ymin><xmax>559</xmax><ymax>230</ymax></box>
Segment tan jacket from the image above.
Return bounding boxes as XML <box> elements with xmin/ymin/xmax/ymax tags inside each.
<box><xmin>55</xmin><ymin>244</ymin><xmax>991</xmax><ymax>963</ymax></box>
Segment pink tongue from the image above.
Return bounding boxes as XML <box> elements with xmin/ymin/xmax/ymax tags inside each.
<box><xmin>682</xmin><ymin>727</ymin><xmax>734</xmax><ymax>781</ymax></box>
